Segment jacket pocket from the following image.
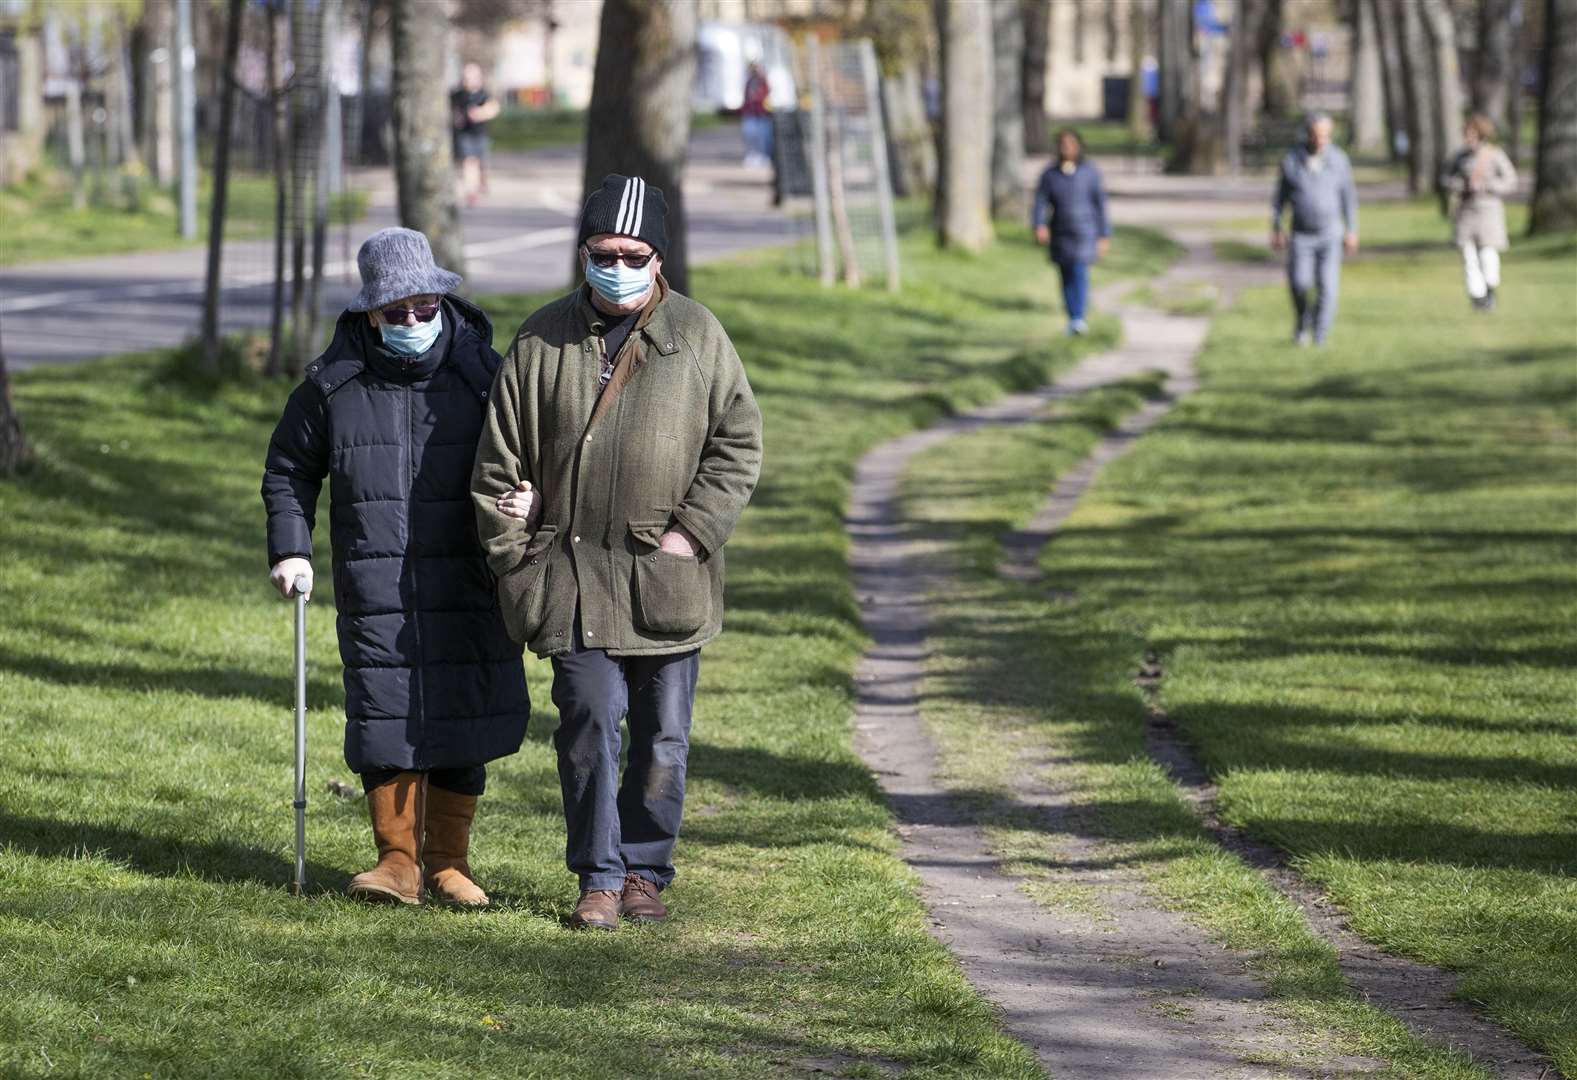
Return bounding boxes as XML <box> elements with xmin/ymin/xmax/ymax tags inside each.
<box><xmin>629</xmin><ymin>520</ymin><xmax>709</xmax><ymax>636</ymax></box>
<box><xmin>497</xmin><ymin>525</ymin><xmax>558</xmax><ymax>645</ymax></box>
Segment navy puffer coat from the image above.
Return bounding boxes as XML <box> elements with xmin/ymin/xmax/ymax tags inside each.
<box><xmin>261</xmin><ymin>296</ymin><xmax>529</xmax><ymax>773</ymax></box>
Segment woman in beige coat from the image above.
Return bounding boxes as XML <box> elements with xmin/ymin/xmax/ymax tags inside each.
<box><xmin>1444</xmin><ymin>114</ymin><xmax>1518</xmax><ymax>311</ymax></box>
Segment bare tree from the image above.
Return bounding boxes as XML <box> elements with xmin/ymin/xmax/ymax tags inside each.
<box><xmin>1156</xmin><ymin>0</ymin><xmax>1189</xmax><ymax>143</ymax></box>
<box><xmin>0</xmin><ymin>343</ymin><xmax>31</xmax><ymax>478</ymax></box>
<box><xmin>936</xmin><ymin>0</ymin><xmax>993</xmax><ymax>250</ymax></box>
<box><xmin>1368</xmin><ymin>0</ymin><xmax>1407</xmax><ymax>160</ymax></box>
<box><xmin>1021</xmin><ymin>0</ymin><xmax>1050</xmax><ymax>154</ymax></box>
<box><xmin>266</xmin><ymin>0</ymin><xmax>289</xmax><ymax>376</ymax></box>
<box><xmin>1127</xmin><ymin>0</ymin><xmax>1150</xmax><ymax>138</ymax></box>
<box><xmin>1530</xmin><ymin>0</ymin><xmax>1577</xmax><ymax>232</ymax></box>
<box><xmin>390</xmin><ymin>0</ymin><xmax>465</xmax><ymax>273</ymax></box>
<box><xmin>991</xmin><ymin>0</ymin><xmax>1026</xmax><ymax>220</ymax></box>
<box><xmin>1171</xmin><ymin>0</ymin><xmax>1256</xmax><ymax>175</ymax></box>
<box><xmin>1257</xmin><ymin>0</ymin><xmax>1294</xmax><ymax>117</ymax></box>
<box><xmin>1349</xmin><ymin>0</ymin><xmax>1386</xmax><ymax>153</ymax></box>
<box><xmin>1392</xmin><ymin>0</ymin><xmax>1438</xmax><ymax>194</ymax></box>
<box><xmin>1472</xmin><ymin>0</ymin><xmax>1518</xmax><ymax>136</ymax></box>
<box><xmin>1220</xmin><ymin>0</ymin><xmax>1259</xmax><ymax>174</ymax></box>
<box><xmin>581</xmin><ymin>0</ymin><xmax>697</xmax><ymax>293</ymax></box>
<box><xmin>200</xmin><ymin>0</ymin><xmax>245</xmax><ymax>373</ymax></box>
<box><xmin>1419</xmin><ymin>0</ymin><xmax>1465</xmax><ymax>204</ymax></box>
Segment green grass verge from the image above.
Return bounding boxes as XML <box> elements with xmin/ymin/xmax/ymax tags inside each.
<box><xmin>0</xmin><ymin>169</ymin><xmax>369</xmax><ymax>267</ymax></box>
<box><xmin>0</xmin><ymin>221</ymin><xmax>1174</xmax><ymax>1077</ymax></box>
<box><xmin>901</xmin><ymin>203</ymin><xmax>1577</xmax><ymax>1076</ymax></box>
<box><xmin>489</xmin><ymin>109</ymin><xmax>724</xmax><ymax>155</ymax></box>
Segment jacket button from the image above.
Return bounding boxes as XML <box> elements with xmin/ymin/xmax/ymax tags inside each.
<box><xmin>664</xmin><ymin>342</ymin><xmax>674</xmax><ymax>350</ymax></box>
<box><xmin>584</xmin><ymin>434</ymin><xmax>592</xmax><ymax>443</ymax></box>
<box><xmin>529</xmin><ymin>558</ymin><xmax>539</xmax><ymax>565</ymax></box>
<box><xmin>573</xmin><ymin>535</ymin><xmax>581</xmax><ymax>543</ymax></box>
<box><xmin>649</xmin><ymin>555</ymin><xmax>657</xmax><ymax>562</ymax></box>
<box><xmin>585</xmin><ymin>629</ymin><xmax>594</xmax><ymax>638</ymax></box>
<box><xmin>481</xmin><ymin>390</ymin><xmax>488</xmax><ymax>398</ymax></box>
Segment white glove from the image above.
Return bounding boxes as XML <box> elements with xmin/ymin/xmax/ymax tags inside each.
<box><xmin>271</xmin><ymin>557</ymin><xmax>313</xmax><ymax>600</ymax></box>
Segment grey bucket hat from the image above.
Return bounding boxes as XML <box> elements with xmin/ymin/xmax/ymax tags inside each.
<box><xmin>349</xmin><ymin>227</ymin><xmax>463</xmax><ymax>312</ymax></box>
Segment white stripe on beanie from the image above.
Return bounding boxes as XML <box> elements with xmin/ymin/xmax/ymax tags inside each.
<box><xmin>630</xmin><ymin>177</ymin><xmax>646</xmax><ymax>238</ymax></box>
<box><xmin>614</xmin><ymin>176</ymin><xmax>635</xmax><ymax>235</ymax></box>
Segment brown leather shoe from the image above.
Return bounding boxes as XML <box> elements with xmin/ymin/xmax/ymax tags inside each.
<box><xmin>423</xmin><ymin>786</ymin><xmax>488</xmax><ymax>907</ymax></box>
<box><xmin>347</xmin><ymin>772</ymin><xmax>425</xmax><ymax>905</ymax></box>
<box><xmin>568</xmin><ymin>889</ymin><xmax>621</xmax><ymax>931</ymax></box>
<box><xmin>620</xmin><ymin>873</ymin><xmax>669</xmax><ymax>923</ymax></box>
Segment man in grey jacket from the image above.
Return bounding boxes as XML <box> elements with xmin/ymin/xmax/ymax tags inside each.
<box><xmin>1271</xmin><ymin>113</ymin><xmax>1359</xmax><ymax>346</ymax></box>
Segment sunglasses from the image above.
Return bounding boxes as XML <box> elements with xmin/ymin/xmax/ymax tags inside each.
<box><xmin>379</xmin><ymin>302</ymin><xmax>440</xmax><ymax>324</ymax></box>
<box><xmin>585</xmin><ymin>248</ymin><xmax>654</xmax><ymax>270</ymax></box>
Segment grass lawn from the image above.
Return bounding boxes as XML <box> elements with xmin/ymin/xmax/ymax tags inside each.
<box><xmin>902</xmin><ymin>203</ymin><xmax>1577</xmax><ymax>1076</ymax></box>
<box><xmin>489</xmin><ymin>108</ymin><xmax>724</xmax><ymax>156</ymax></box>
<box><xmin>0</xmin><ymin>221</ymin><xmax>1171</xmax><ymax>1077</ymax></box>
<box><xmin>0</xmin><ymin>169</ymin><xmax>369</xmax><ymax>267</ymax></box>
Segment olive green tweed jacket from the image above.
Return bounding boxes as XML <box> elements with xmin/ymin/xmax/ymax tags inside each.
<box><xmin>471</xmin><ymin>284</ymin><xmax>762</xmax><ymax>657</ymax></box>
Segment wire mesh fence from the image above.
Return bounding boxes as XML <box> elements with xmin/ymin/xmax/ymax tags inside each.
<box><xmin>775</xmin><ymin>36</ymin><xmax>899</xmax><ymax>293</ymax></box>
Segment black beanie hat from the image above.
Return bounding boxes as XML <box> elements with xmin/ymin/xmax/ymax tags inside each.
<box><xmin>578</xmin><ymin>174</ymin><xmax>669</xmax><ymax>256</ymax></box>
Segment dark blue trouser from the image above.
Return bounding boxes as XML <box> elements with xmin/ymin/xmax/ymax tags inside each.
<box><xmin>1056</xmin><ymin>259</ymin><xmax>1091</xmax><ymax>322</ymax></box>
<box><xmin>550</xmin><ymin>626</ymin><xmax>700</xmax><ymax>893</ymax></box>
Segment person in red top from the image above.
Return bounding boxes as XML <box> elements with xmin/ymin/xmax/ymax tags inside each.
<box><xmin>741</xmin><ymin>62</ymin><xmax>772</xmax><ymax>169</ymax></box>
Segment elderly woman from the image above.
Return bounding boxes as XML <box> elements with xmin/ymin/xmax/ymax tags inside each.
<box><xmin>261</xmin><ymin>227</ymin><xmax>529</xmax><ymax>907</ymax></box>
<box><xmin>1032</xmin><ymin>128</ymin><xmax>1112</xmax><ymax>336</ymax></box>
<box><xmin>1444</xmin><ymin>114</ymin><xmax>1518</xmax><ymax>311</ymax></box>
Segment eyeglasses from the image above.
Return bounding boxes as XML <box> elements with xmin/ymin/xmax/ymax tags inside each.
<box><xmin>585</xmin><ymin>248</ymin><xmax>654</xmax><ymax>270</ymax></box>
<box><xmin>379</xmin><ymin>302</ymin><xmax>440</xmax><ymax>324</ymax></box>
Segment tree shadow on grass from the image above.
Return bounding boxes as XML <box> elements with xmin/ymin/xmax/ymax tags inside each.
<box><xmin>0</xmin><ymin>810</ymin><xmax>349</xmax><ymax>893</ymax></box>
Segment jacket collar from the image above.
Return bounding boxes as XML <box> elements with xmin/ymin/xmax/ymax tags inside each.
<box><xmin>575</xmin><ymin>274</ymin><xmax>682</xmax><ymax>357</ymax></box>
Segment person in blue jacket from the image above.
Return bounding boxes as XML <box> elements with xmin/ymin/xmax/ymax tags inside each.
<box><xmin>1032</xmin><ymin>129</ymin><xmax>1112</xmax><ymax>336</ymax></box>
<box><xmin>261</xmin><ymin>227</ymin><xmax>529</xmax><ymax>908</ymax></box>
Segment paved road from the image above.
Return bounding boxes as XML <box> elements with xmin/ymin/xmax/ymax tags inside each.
<box><xmin>0</xmin><ymin>126</ymin><xmax>799</xmax><ymax>370</ymax></box>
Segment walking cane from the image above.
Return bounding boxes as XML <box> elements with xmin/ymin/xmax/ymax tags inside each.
<box><xmin>291</xmin><ymin>574</ymin><xmax>310</xmax><ymax>896</ymax></box>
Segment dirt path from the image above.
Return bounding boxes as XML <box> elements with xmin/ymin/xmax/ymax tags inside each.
<box><xmin>847</xmin><ymin>235</ymin><xmax>1554</xmax><ymax>1078</ymax></box>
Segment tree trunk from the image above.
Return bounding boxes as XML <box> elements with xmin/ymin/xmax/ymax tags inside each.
<box><xmin>1368</xmin><ymin>0</ymin><xmax>1407</xmax><ymax>160</ymax></box>
<box><xmin>1169</xmin><ymin>0</ymin><xmax>1233</xmax><ymax>175</ymax></box>
<box><xmin>882</xmin><ymin>66</ymin><xmax>936</xmax><ymax>198</ymax></box>
<box><xmin>290</xmin><ymin>0</ymin><xmax>321</xmax><ymax>368</ymax></box>
<box><xmin>991</xmin><ymin>0</ymin><xmax>1026</xmax><ymax>220</ymax></box>
<box><xmin>936</xmin><ymin>0</ymin><xmax>993</xmax><ymax>250</ymax></box>
<box><xmin>1472</xmin><ymin>0</ymin><xmax>1517</xmax><ymax>135</ymax></box>
<box><xmin>1394</xmin><ymin>0</ymin><xmax>1437</xmax><ymax>194</ymax></box>
<box><xmin>1530</xmin><ymin>0</ymin><xmax>1577</xmax><ymax>232</ymax></box>
<box><xmin>1021</xmin><ymin>0</ymin><xmax>1050</xmax><ymax>155</ymax></box>
<box><xmin>1157</xmin><ymin>0</ymin><xmax>1188</xmax><ymax>143</ymax></box>
<box><xmin>267</xmin><ymin>3</ymin><xmax>289</xmax><ymax>376</ymax></box>
<box><xmin>1127</xmin><ymin>0</ymin><xmax>1150</xmax><ymax>138</ymax></box>
<box><xmin>201</xmin><ymin>0</ymin><xmax>245</xmax><ymax>373</ymax></box>
<box><xmin>1419</xmin><ymin>0</ymin><xmax>1464</xmax><ymax>205</ymax></box>
<box><xmin>581</xmin><ymin>0</ymin><xmax>697</xmax><ymax>293</ymax></box>
<box><xmin>1220</xmin><ymin>0</ymin><xmax>1257</xmax><ymax>174</ymax></box>
<box><xmin>1257</xmin><ymin>0</ymin><xmax>1293</xmax><ymax>117</ymax></box>
<box><xmin>1349</xmin><ymin>0</ymin><xmax>1386</xmax><ymax>153</ymax></box>
<box><xmin>390</xmin><ymin>0</ymin><xmax>464</xmax><ymax>273</ymax></box>
<box><xmin>148</xmin><ymin>0</ymin><xmax>175</xmax><ymax>184</ymax></box>
<box><xmin>0</xmin><ymin>344</ymin><xmax>31</xmax><ymax>478</ymax></box>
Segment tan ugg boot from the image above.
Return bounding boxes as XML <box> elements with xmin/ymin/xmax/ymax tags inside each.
<box><xmin>347</xmin><ymin>772</ymin><xmax>425</xmax><ymax>905</ymax></box>
<box><xmin>423</xmin><ymin>786</ymin><xmax>489</xmax><ymax>907</ymax></box>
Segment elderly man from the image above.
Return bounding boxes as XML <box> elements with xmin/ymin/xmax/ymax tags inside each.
<box><xmin>471</xmin><ymin>174</ymin><xmax>762</xmax><ymax>931</ymax></box>
<box><xmin>1271</xmin><ymin>113</ymin><xmax>1359</xmax><ymax>346</ymax></box>
<box><xmin>262</xmin><ymin>227</ymin><xmax>529</xmax><ymax>907</ymax></box>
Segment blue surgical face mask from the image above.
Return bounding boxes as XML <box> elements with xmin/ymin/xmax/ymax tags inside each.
<box><xmin>378</xmin><ymin>309</ymin><xmax>443</xmax><ymax>356</ymax></box>
<box><xmin>584</xmin><ymin>256</ymin><xmax>654</xmax><ymax>306</ymax></box>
